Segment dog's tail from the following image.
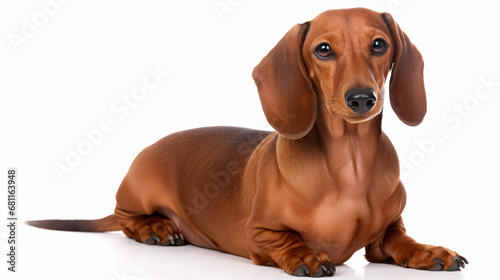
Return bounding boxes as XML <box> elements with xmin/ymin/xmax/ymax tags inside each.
<box><xmin>26</xmin><ymin>214</ymin><xmax>120</xmax><ymax>232</ymax></box>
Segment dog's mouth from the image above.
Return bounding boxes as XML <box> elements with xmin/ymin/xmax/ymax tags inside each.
<box><xmin>323</xmin><ymin>99</ymin><xmax>382</xmax><ymax>124</ymax></box>
<box><xmin>342</xmin><ymin>112</ymin><xmax>380</xmax><ymax>124</ymax></box>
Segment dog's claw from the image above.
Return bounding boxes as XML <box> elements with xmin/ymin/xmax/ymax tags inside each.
<box><xmin>312</xmin><ymin>264</ymin><xmax>327</xmax><ymax>277</ymax></box>
<box><xmin>174</xmin><ymin>233</ymin><xmax>185</xmax><ymax>245</ymax></box>
<box><xmin>447</xmin><ymin>255</ymin><xmax>468</xmax><ymax>271</ymax></box>
<box><xmin>158</xmin><ymin>233</ymin><xmax>186</xmax><ymax>246</ymax></box>
<box><xmin>145</xmin><ymin>232</ymin><xmax>160</xmax><ymax>245</ymax></box>
<box><xmin>292</xmin><ymin>262</ymin><xmax>335</xmax><ymax>277</ymax></box>
<box><xmin>158</xmin><ymin>235</ymin><xmax>174</xmax><ymax>246</ymax></box>
<box><xmin>151</xmin><ymin>232</ymin><xmax>160</xmax><ymax>242</ymax></box>
<box><xmin>457</xmin><ymin>255</ymin><xmax>469</xmax><ymax>267</ymax></box>
<box><xmin>323</xmin><ymin>262</ymin><xmax>335</xmax><ymax>277</ymax></box>
<box><xmin>292</xmin><ymin>264</ymin><xmax>310</xmax><ymax>276</ymax></box>
<box><xmin>167</xmin><ymin>235</ymin><xmax>175</xmax><ymax>245</ymax></box>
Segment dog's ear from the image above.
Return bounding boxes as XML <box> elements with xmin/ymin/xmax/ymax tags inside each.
<box><xmin>383</xmin><ymin>13</ymin><xmax>426</xmax><ymax>126</ymax></box>
<box><xmin>252</xmin><ymin>23</ymin><xmax>317</xmax><ymax>139</ymax></box>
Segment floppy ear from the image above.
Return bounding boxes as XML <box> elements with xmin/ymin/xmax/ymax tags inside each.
<box><xmin>252</xmin><ymin>23</ymin><xmax>317</xmax><ymax>139</ymax></box>
<box><xmin>383</xmin><ymin>13</ymin><xmax>427</xmax><ymax>126</ymax></box>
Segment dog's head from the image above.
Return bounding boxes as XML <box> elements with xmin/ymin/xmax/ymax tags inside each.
<box><xmin>253</xmin><ymin>8</ymin><xmax>426</xmax><ymax>139</ymax></box>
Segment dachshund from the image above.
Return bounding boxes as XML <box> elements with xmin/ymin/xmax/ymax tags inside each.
<box><xmin>28</xmin><ymin>8</ymin><xmax>467</xmax><ymax>277</ymax></box>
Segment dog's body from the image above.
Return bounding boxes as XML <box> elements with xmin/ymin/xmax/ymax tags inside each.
<box><xmin>116</xmin><ymin>123</ymin><xmax>398</xmax><ymax>266</ymax></box>
<box><xmin>28</xmin><ymin>8</ymin><xmax>467</xmax><ymax>277</ymax></box>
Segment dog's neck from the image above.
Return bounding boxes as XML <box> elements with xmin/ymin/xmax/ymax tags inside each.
<box><xmin>276</xmin><ymin>110</ymin><xmax>383</xmax><ymax>196</ymax></box>
<box><xmin>314</xmin><ymin>111</ymin><xmax>382</xmax><ymax>181</ymax></box>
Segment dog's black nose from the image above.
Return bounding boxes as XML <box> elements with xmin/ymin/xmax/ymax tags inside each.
<box><xmin>345</xmin><ymin>88</ymin><xmax>377</xmax><ymax>114</ymax></box>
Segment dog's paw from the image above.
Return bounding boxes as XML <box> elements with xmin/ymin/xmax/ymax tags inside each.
<box><xmin>282</xmin><ymin>251</ymin><xmax>335</xmax><ymax>277</ymax></box>
<box><xmin>398</xmin><ymin>245</ymin><xmax>468</xmax><ymax>271</ymax></box>
<box><xmin>134</xmin><ymin>215</ymin><xmax>186</xmax><ymax>246</ymax></box>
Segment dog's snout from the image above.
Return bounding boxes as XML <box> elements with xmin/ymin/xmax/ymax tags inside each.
<box><xmin>345</xmin><ymin>88</ymin><xmax>377</xmax><ymax>114</ymax></box>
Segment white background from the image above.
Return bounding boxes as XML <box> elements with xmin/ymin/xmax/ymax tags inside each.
<box><xmin>1</xmin><ymin>0</ymin><xmax>499</xmax><ymax>279</ymax></box>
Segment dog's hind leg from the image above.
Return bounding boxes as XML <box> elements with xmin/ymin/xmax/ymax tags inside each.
<box><xmin>113</xmin><ymin>163</ymin><xmax>186</xmax><ymax>246</ymax></box>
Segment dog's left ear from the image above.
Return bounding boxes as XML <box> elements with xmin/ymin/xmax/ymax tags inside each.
<box><xmin>383</xmin><ymin>13</ymin><xmax>427</xmax><ymax>126</ymax></box>
<box><xmin>252</xmin><ymin>23</ymin><xmax>317</xmax><ymax>139</ymax></box>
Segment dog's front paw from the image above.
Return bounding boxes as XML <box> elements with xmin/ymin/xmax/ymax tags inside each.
<box><xmin>397</xmin><ymin>244</ymin><xmax>468</xmax><ymax>271</ymax></box>
<box><xmin>282</xmin><ymin>250</ymin><xmax>335</xmax><ymax>277</ymax></box>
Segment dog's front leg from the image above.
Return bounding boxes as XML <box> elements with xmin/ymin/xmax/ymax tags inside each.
<box><xmin>366</xmin><ymin>217</ymin><xmax>467</xmax><ymax>271</ymax></box>
<box><xmin>249</xmin><ymin>228</ymin><xmax>335</xmax><ymax>277</ymax></box>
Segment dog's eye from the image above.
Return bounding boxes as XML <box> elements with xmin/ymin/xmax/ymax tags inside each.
<box><xmin>371</xmin><ymin>38</ymin><xmax>387</xmax><ymax>55</ymax></box>
<box><xmin>315</xmin><ymin>43</ymin><xmax>334</xmax><ymax>59</ymax></box>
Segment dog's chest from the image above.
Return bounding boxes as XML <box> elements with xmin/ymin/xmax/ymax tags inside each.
<box><xmin>297</xmin><ymin>194</ymin><xmax>399</xmax><ymax>264</ymax></box>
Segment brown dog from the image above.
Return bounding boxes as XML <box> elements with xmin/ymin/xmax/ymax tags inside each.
<box><xmin>28</xmin><ymin>8</ymin><xmax>467</xmax><ymax>277</ymax></box>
